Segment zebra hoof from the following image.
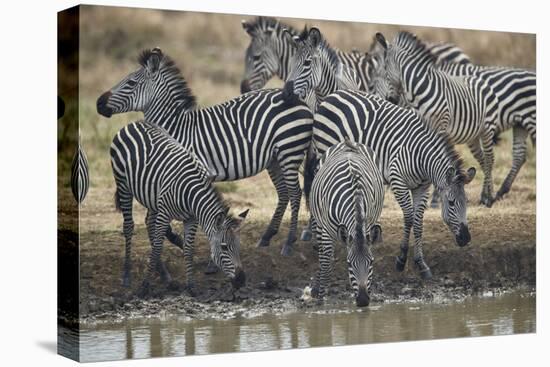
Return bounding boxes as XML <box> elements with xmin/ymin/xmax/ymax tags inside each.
<box><xmin>186</xmin><ymin>282</ymin><xmax>198</xmax><ymax>297</ymax></box>
<box><xmin>479</xmin><ymin>196</ymin><xmax>494</xmax><ymax>208</ymax></box>
<box><xmin>420</xmin><ymin>268</ymin><xmax>433</xmax><ymax>280</ymax></box>
<box><xmin>136</xmin><ymin>281</ymin><xmax>151</xmax><ymax>298</ymax></box>
<box><xmin>167</xmin><ymin>280</ymin><xmax>181</xmax><ymax>291</ymax></box>
<box><xmin>395</xmin><ymin>256</ymin><xmax>406</xmax><ymax>272</ymax></box>
<box><xmin>204</xmin><ymin>260</ymin><xmax>219</xmax><ymax>275</ymax></box>
<box><xmin>300</xmin><ymin>230</ymin><xmax>313</xmax><ymax>242</ymax></box>
<box><xmin>280</xmin><ymin>245</ymin><xmax>293</xmax><ymax>257</ymax></box>
<box><xmin>122</xmin><ymin>277</ymin><xmax>131</xmax><ymax>288</ymax></box>
<box><xmin>256</xmin><ymin>238</ymin><xmax>271</xmax><ymax>248</ymax></box>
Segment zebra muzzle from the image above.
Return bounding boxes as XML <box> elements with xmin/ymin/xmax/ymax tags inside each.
<box><xmin>282</xmin><ymin>80</ymin><xmax>298</xmax><ymax>103</ymax></box>
<box><xmin>97</xmin><ymin>91</ymin><xmax>113</xmax><ymax>117</ymax></box>
<box><xmin>356</xmin><ymin>287</ymin><xmax>370</xmax><ymax>307</ymax></box>
<box><xmin>455</xmin><ymin>223</ymin><xmax>471</xmax><ymax>247</ymax></box>
<box><xmin>240</xmin><ymin>80</ymin><xmax>251</xmax><ymax>94</ymax></box>
<box><xmin>231</xmin><ymin>267</ymin><xmax>246</xmax><ymax>289</ymax></box>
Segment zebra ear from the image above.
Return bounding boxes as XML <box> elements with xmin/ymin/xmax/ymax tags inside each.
<box><xmin>369</xmin><ymin>224</ymin><xmax>383</xmax><ymax>245</ymax></box>
<box><xmin>337</xmin><ymin>225</ymin><xmax>348</xmax><ymax>244</ymax></box>
<box><xmin>215</xmin><ymin>212</ymin><xmax>225</xmax><ymax>229</ymax></box>
<box><xmin>445</xmin><ymin>166</ymin><xmax>457</xmax><ymax>185</ymax></box>
<box><xmin>282</xmin><ymin>28</ymin><xmax>295</xmax><ymax>44</ymax></box>
<box><xmin>146</xmin><ymin>52</ymin><xmax>161</xmax><ymax>74</ymax></box>
<box><xmin>242</xmin><ymin>20</ymin><xmax>255</xmax><ymax>36</ymax></box>
<box><xmin>233</xmin><ymin>209</ymin><xmax>250</xmax><ymax>231</ymax></box>
<box><xmin>309</xmin><ymin>27</ymin><xmax>322</xmax><ymax>48</ymax></box>
<box><xmin>375</xmin><ymin>32</ymin><xmax>388</xmax><ymax>50</ymax></box>
<box><xmin>464</xmin><ymin>167</ymin><xmax>476</xmax><ymax>185</ymax></box>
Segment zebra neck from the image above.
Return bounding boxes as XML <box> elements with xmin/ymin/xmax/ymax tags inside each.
<box><xmin>143</xmin><ymin>90</ymin><xmax>192</xmax><ymax>125</ymax></box>
<box><xmin>316</xmin><ymin>55</ymin><xmax>339</xmax><ymax>99</ymax></box>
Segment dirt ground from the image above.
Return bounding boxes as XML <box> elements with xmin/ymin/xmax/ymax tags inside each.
<box><xmin>63</xmin><ymin>167</ymin><xmax>535</xmax><ymax>322</ymax></box>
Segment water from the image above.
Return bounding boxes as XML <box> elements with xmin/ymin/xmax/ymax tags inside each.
<box><xmin>73</xmin><ymin>291</ymin><xmax>535</xmax><ymax>362</ymax></box>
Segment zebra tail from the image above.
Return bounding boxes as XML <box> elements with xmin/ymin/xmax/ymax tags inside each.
<box><xmin>354</xmin><ymin>186</ymin><xmax>365</xmax><ymax>248</ymax></box>
<box><xmin>114</xmin><ymin>190</ymin><xmax>122</xmax><ymax>212</ymax></box>
<box><xmin>303</xmin><ymin>144</ymin><xmax>317</xmax><ymax>210</ymax></box>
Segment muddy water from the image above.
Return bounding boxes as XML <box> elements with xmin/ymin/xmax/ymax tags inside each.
<box><xmin>76</xmin><ymin>291</ymin><xmax>535</xmax><ymax>362</ymax></box>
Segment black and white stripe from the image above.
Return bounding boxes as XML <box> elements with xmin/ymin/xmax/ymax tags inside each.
<box><xmin>240</xmin><ymin>17</ymin><xmax>473</xmax><ymax>97</ymax></box>
<box><xmin>374</xmin><ymin>32</ymin><xmax>499</xmax><ymax>207</ymax></box>
<box><xmin>70</xmin><ymin>140</ymin><xmax>89</xmax><ymax>205</ymax></box>
<box><xmin>110</xmin><ymin>121</ymin><xmax>248</xmax><ymax>294</ymax></box>
<box><xmin>309</xmin><ymin>140</ymin><xmax>384</xmax><ymax>306</ymax></box>
<box><xmin>436</xmin><ymin>56</ymin><xmax>536</xmax><ymax>201</ymax></box>
<box><xmin>306</xmin><ymin>90</ymin><xmax>476</xmax><ymax>279</ymax></box>
<box><xmin>97</xmin><ymin>48</ymin><xmax>313</xmax><ymax>256</ymax></box>
<box><xmin>282</xmin><ymin>27</ymin><xmax>362</xmax><ymax>111</ymax></box>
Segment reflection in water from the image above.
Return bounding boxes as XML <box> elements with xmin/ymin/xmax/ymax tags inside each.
<box><xmin>77</xmin><ymin>292</ymin><xmax>535</xmax><ymax>362</ymax></box>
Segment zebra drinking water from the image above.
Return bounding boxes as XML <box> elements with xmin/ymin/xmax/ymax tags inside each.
<box><xmin>110</xmin><ymin>121</ymin><xmax>248</xmax><ymax>295</ymax></box>
<box><xmin>305</xmin><ymin>90</ymin><xmax>476</xmax><ymax>279</ymax></box>
<box><xmin>373</xmin><ymin>32</ymin><xmax>498</xmax><ymax>207</ymax></box>
<box><xmin>309</xmin><ymin>139</ymin><xmax>384</xmax><ymax>306</ymax></box>
<box><xmin>97</xmin><ymin>48</ymin><xmax>313</xmax><ymax>256</ymax></box>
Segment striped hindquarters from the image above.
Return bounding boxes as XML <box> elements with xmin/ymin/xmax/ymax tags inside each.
<box><xmin>71</xmin><ymin>142</ymin><xmax>89</xmax><ymax>204</ymax></box>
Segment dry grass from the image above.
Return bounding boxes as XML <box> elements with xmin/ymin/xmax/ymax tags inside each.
<box><xmin>59</xmin><ymin>6</ymin><xmax>535</xmax><ymax>245</ymax></box>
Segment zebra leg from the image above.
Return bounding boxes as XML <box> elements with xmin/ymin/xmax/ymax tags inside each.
<box><xmin>429</xmin><ymin>185</ymin><xmax>440</xmax><ymax>209</ymax></box>
<box><xmin>280</xmin><ymin>167</ymin><xmax>302</xmax><ymax>256</ymax></box>
<box><xmin>315</xmin><ymin>229</ymin><xmax>334</xmax><ymax>301</ymax></box>
<box><xmin>257</xmin><ymin>161</ymin><xmax>289</xmax><ymax>248</ymax></box>
<box><xmin>495</xmin><ymin>126</ymin><xmax>528</xmax><ymax>201</ymax></box>
<box><xmin>183</xmin><ymin>220</ymin><xmax>199</xmax><ymax>296</ymax></box>
<box><xmin>392</xmin><ymin>186</ymin><xmax>413</xmax><ymax>272</ymax></box>
<box><xmin>145</xmin><ymin>210</ymin><xmax>172</xmax><ymax>284</ymax></box>
<box><xmin>138</xmin><ymin>212</ymin><xmax>170</xmax><ymax>298</ymax></box>
<box><xmin>301</xmin><ymin>145</ymin><xmax>317</xmax><ymax>242</ymax></box>
<box><xmin>118</xmin><ymin>190</ymin><xmax>135</xmax><ymax>288</ymax></box>
<box><xmin>300</xmin><ymin>218</ymin><xmax>314</xmax><ymax>242</ymax></box>
<box><xmin>479</xmin><ymin>132</ymin><xmax>496</xmax><ymax>207</ymax></box>
<box><xmin>411</xmin><ymin>184</ymin><xmax>432</xmax><ymax>280</ymax></box>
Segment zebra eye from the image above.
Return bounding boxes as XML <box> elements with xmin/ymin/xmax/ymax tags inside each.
<box><xmin>126</xmin><ymin>79</ymin><xmax>137</xmax><ymax>87</ymax></box>
<box><xmin>303</xmin><ymin>59</ymin><xmax>312</xmax><ymax>67</ymax></box>
<box><xmin>252</xmin><ymin>54</ymin><xmax>261</xmax><ymax>61</ymax></box>
<box><xmin>221</xmin><ymin>243</ymin><xmax>229</xmax><ymax>251</ymax></box>
<box><xmin>448</xmin><ymin>199</ymin><xmax>456</xmax><ymax>207</ymax></box>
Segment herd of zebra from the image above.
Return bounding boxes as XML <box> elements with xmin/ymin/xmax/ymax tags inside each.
<box><xmin>69</xmin><ymin>16</ymin><xmax>535</xmax><ymax>307</ymax></box>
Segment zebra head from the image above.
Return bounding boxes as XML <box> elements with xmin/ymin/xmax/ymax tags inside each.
<box><xmin>97</xmin><ymin>48</ymin><xmax>195</xmax><ymax>118</ymax></box>
<box><xmin>338</xmin><ymin>194</ymin><xmax>382</xmax><ymax>307</ymax></box>
<box><xmin>241</xmin><ymin>18</ymin><xmax>284</xmax><ymax>93</ymax></box>
<box><xmin>210</xmin><ymin>209</ymin><xmax>249</xmax><ymax>289</ymax></box>
<box><xmin>283</xmin><ymin>27</ymin><xmax>324</xmax><ymax>105</ymax></box>
<box><xmin>374</xmin><ymin>33</ymin><xmax>405</xmax><ymax>106</ymax></box>
<box><xmin>439</xmin><ymin>166</ymin><xmax>476</xmax><ymax>247</ymax></box>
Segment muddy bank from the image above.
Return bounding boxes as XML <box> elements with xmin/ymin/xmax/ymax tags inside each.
<box><xmin>77</xmin><ymin>217</ymin><xmax>535</xmax><ymax>324</ymax></box>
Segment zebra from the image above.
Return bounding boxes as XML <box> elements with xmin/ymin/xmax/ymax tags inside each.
<box><xmin>70</xmin><ymin>139</ymin><xmax>89</xmax><ymax>204</ymax></box>
<box><xmin>305</xmin><ymin>90</ymin><xmax>476</xmax><ymax>279</ymax></box>
<box><xmin>240</xmin><ymin>16</ymin><xmax>473</xmax><ymax>96</ymax></box>
<box><xmin>110</xmin><ymin>120</ymin><xmax>248</xmax><ymax>295</ymax></box>
<box><xmin>97</xmin><ymin>48</ymin><xmax>313</xmax><ymax>257</ymax></box>
<box><xmin>432</xmin><ymin>51</ymin><xmax>535</xmax><ymax>202</ymax></box>
<box><xmin>309</xmin><ymin>139</ymin><xmax>384</xmax><ymax>306</ymax></box>
<box><xmin>282</xmin><ymin>26</ymin><xmax>362</xmax><ymax>111</ymax></box>
<box><xmin>373</xmin><ymin>32</ymin><xmax>499</xmax><ymax>207</ymax></box>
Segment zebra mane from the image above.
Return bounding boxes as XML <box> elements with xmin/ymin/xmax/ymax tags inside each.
<box><xmin>435</xmin><ymin>130</ymin><xmax>467</xmax><ymax>180</ymax></box>
<box><xmin>137</xmin><ymin>49</ymin><xmax>197</xmax><ymax>111</ymax></box>
<box><xmin>394</xmin><ymin>31</ymin><xmax>437</xmax><ymax>65</ymax></box>
<box><xmin>353</xmin><ymin>183</ymin><xmax>366</xmax><ymax>249</ymax></box>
